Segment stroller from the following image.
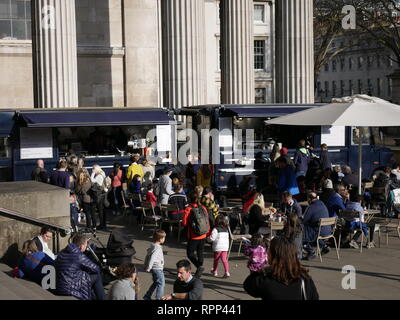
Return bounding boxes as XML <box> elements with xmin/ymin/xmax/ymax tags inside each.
<box><xmin>84</xmin><ymin>229</ymin><xmax>136</xmax><ymax>285</ymax></box>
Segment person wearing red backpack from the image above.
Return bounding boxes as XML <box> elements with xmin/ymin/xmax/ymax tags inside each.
<box><xmin>182</xmin><ymin>191</ymin><xmax>211</xmax><ymax>279</ymax></box>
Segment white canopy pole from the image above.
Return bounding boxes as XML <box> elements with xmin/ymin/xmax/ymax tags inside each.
<box><xmin>358</xmin><ymin>127</ymin><xmax>363</xmax><ymax>196</ymax></box>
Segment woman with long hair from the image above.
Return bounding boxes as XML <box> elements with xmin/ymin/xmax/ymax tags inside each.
<box><xmin>281</xmin><ymin>213</ymin><xmax>303</xmax><ymax>259</ymax></box>
<box><xmin>248</xmin><ymin>194</ymin><xmax>274</xmax><ymax>235</ymax></box>
<box><xmin>108</xmin><ymin>263</ymin><xmax>139</xmax><ymax>300</ymax></box>
<box><xmin>244</xmin><ymin>236</ymin><xmax>319</xmax><ymax>300</ymax></box>
<box><xmin>75</xmin><ymin>168</ymin><xmax>96</xmax><ymax>230</ymax></box>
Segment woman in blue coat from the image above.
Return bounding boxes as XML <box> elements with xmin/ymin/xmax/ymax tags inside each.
<box><xmin>17</xmin><ymin>240</ymin><xmax>54</xmax><ymax>285</ymax></box>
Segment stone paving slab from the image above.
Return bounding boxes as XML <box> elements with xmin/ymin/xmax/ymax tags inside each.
<box><xmin>94</xmin><ymin>215</ymin><xmax>400</xmax><ymax>300</ymax></box>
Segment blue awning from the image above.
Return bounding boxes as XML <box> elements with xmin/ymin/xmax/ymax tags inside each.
<box><xmin>18</xmin><ymin>109</ymin><xmax>175</xmax><ymax>128</ymax></box>
<box><xmin>0</xmin><ymin>111</ymin><xmax>15</xmax><ymax>136</ymax></box>
<box><xmin>222</xmin><ymin>105</ymin><xmax>321</xmax><ymax>118</ymax></box>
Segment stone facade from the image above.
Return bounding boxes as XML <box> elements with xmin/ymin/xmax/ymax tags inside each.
<box><xmin>0</xmin><ymin>0</ymin><xmax>314</xmax><ymax>109</ymax></box>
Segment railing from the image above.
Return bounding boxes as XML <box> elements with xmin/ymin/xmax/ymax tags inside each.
<box><xmin>0</xmin><ymin>207</ymin><xmax>71</xmax><ymax>253</ymax></box>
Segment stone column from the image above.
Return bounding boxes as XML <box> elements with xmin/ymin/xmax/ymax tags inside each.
<box><xmin>220</xmin><ymin>0</ymin><xmax>254</xmax><ymax>104</ymax></box>
<box><xmin>388</xmin><ymin>70</ymin><xmax>400</xmax><ymax>104</ymax></box>
<box><xmin>161</xmin><ymin>0</ymin><xmax>207</xmax><ymax>109</ymax></box>
<box><xmin>32</xmin><ymin>0</ymin><xmax>79</xmax><ymax>108</ymax></box>
<box><xmin>276</xmin><ymin>0</ymin><xmax>314</xmax><ymax>104</ymax></box>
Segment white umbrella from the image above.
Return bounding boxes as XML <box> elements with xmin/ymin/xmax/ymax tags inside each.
<box><xmin>266</xmin><ymin>95</ymin><xmax>400</xmax><ymax>194</ymax></box>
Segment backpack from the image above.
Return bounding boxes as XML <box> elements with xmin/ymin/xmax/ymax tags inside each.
<box><xmin>189</xmin><ymin>205</ymin><xmax>210</xmax><ymax>236</ymax></box>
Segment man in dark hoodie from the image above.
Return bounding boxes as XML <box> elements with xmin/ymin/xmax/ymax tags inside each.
<box><xmin>293</xmin><ymin>139</ymin><xmax>311</xmax><ymax>177</ymax></box>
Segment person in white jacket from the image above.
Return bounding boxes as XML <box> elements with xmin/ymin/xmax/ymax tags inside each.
<box><xmin>91</xmin><ymin>165</ymin><xmax>108</xmax><ymax>230</ymax></box>
<box><xmin>209</xmin><ymin>215</ymin><xmax>230</xmax><ymax>278</ymax></box>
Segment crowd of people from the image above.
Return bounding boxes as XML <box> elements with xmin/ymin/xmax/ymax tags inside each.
<box><xmin>22</xmin><ymin>138</ymin><xmax>400</xmax><ymax>301</ymax></box>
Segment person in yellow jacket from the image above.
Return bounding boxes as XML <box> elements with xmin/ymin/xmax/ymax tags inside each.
<box><xmin>126</xmin><ymin>154</ymin><xmax>144</xmax><ymax>185</ymax></box>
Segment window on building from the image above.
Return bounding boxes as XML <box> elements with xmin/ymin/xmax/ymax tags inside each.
<box><xmin>358</xmin><ymin>56</ymin><xmax>364</xmax><ymax>70</ymax></box>
<box><xmin>340</xmin><ymin>80</ymin><xmax>345</xmax><ymax>96</ymax></box>
<box><xmin>254</xmin><ymin>4</ymin><xmax>265</xmax><ymax>23</ymax></box>
<box><xmin>367</xmin><ymin>79</ymin><xmax>373</xmax><ymax>95</ymax></box>
<box><xmin>324</xmin><ymin>81</ymin><xmax>329</xmax><ymax>98</ymax></box>
<box><xmin>317</xmin><ymin>82</ymin><xmax>321</xmax><ymax>96</ymax></box>
<box><xmin>340</xmin><ymin>57</ymin><xmax>345</xmax><ymax>71</ymax></box>
<box><xmin>386</xmin><ymin>55</ymin><xmax>392</xmax><ymax>68</ymax></box>
<box><xmin>0</xmin><ymin>0</ymin><xmax>31</xmax><ymax>40</ymax></box>
<box><xmin>324</xmin><ymin>63</ymin><xmax>329</xmax><ymax>72</ymax></box>
<box><xmin>367</xmin><ymin>56</ymin><xmax>372</xmax><ymax>69</ymax></box>
<box><xmin>349</xmin><ymin>57</ymin><xmax>353</xmax><ymax>70</ymax></box>
<box><xmin>332</xmin><ymin>60</ymin><xmax>337</xmax><ymax>72</ymax></box>
<box><xmin>254</xmin><ymin>40</ymin><xmax>265</xmax><ymax>70</ymax></box>
<box><xmin>377</xmin><ymin>78</ymin><xmax>381</xmax><ymax>96</ymax></box>
<box><xmin>255</xmin><ymin>88</ymin><xmax>266</xmax><ymax>104</ymax></box>
<box><xmin>377</xmin><ymin>55</ymin><xmax>381</xmax><ymax>68</ymax></box>
<box><xmin>332</xmin><ymin>81</ymin><xmax>337</xmax><ymax>97</ymax></box>
<box><xmin>349</xmin><ymin>80</ymin><xmax>354</xmax><ymax>95</ymax></box>
<box><xmin>358</xmin><ymin>79</ymin><xmax>363</xmax><ymax>94</ymax></box>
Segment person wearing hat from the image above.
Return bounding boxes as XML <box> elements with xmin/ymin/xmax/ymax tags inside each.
<box><xmin>319</xmin><ymin>178</ymin><xmax>336</xmax><ymax>205</ymax></box>
<box><xmin>158</xmin><ymin>166</ymin><xmax>174</xmax><ymax>205</ymax></box>
<box><xmin>279</xmin><ymin>148</ymin><xmax>295</xmax><ymax>169</ymax></box>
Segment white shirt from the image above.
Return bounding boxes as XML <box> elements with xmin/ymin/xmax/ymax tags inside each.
<box><xmin>38</xmin><ymin>235</ymin><xmax>56</xmax><ymax>260</ymax></box>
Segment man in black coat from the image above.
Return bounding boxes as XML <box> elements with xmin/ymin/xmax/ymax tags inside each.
<box><xmin>280</xmin><ymin>191</ymin><xmax>303</xmax><ymax>218</ymax></box>
<box><xmin>31</xmin><ymin>159</ymin><xmax>49</xmax><ymax>183</ymax></box>
<box><xmin>319</xmin><ymin>144</ymin><xmax>332</xmax><ymax>170</ymax></box>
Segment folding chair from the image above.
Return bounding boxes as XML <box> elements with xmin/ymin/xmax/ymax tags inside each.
<box><xmin>316</xmin><ymin>216</ymin><xmax>340</xmax><ymax>262</ymax></box>
<box><xmin>340</xmin><ymin>210</ymin><xmax>369</xmax><ymax>253</ymax></box>
<box><xmin>140</xmin><ymin>201</ymin><xmax>162</xmax><ymax>232</ymax></box>
<box><xmin>227</xmin><ymin>225</ymin><xmax>251</xmax><ymax>259</ymax></box>
<box><xmin>160</xmin><ymin>204</ymin><xmax>183</xmax><ymax>242</ymax></box>
<box><xmin>380</xmin><ymin>218</ymin><xmax>400</xmax><ymax>245</ymax></box>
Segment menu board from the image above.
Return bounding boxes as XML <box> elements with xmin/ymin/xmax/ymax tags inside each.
<box><xmin>321</xmin><ymin>126</ymin><xmax>345</xmax><ymax>147</ymax></box>
<box><xmin>20</xmin><ymin>128</ymin><xmax>53</xmax><ymax>159</ymax></box>
<box><xmin>156</xmin><ymin>125</ymin><xmax>172</xmax><ymax>152</ymax></box>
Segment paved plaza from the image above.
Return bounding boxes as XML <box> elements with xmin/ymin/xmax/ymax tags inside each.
<box><xmin>96</xmin><ymin>215</ymin><xmax>400</xmax><ymax>301</ymax></box>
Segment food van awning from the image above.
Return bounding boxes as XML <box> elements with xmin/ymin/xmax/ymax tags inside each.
<box><xmin>17</xmin><ymin>108</ymin><xmax>175</xmax><ymax>128</ymax></box>
<box><xmin>0</xmin><ymin>111</ymin><xmax>16</xmax><ymax>136</ymax></box>
<box><xmin>220</xmin><ymin>104</ymin><xmax>322</xmax><ymax>118</ymax></box>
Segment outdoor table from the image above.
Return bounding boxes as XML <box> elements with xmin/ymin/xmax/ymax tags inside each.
<box><xmin>364</xmin><ymin>209</ymin><xmax>381</xmax><ymax>224</ymax></box>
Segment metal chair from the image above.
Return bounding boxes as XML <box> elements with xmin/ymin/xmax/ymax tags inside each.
<box><xmin>380</xmin><ymin>218</ymin><xmax>400</xmax><ymax>245</ymax></box>
<box><xmin>160</xmin><ymin>204</ymin><xmax>183</xmax><ymax>242</ymax></box>
<box><xmin>316</xmin><ymin>216</ymin><xmax>340</xmax><ymax>262</ymax></box>
<box><xmin>227</xmin><ymin>225</ymin><xmax>251</xmax><ymax>259</ymax></box>
<box><xmin>340</xmin><ymin>210</ymin><xmax>369</xmax><ymax>253</ymax></box>
<box><xmin>140</xmin><ymin>201</ymin><xmax>162</xmax><ymax>232</ymax></box>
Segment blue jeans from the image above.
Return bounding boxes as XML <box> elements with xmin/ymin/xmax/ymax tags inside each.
<box><xmin>144</xmin><ymin>269</ymin><xmax>165</xmax><ymax>300</ymax></box>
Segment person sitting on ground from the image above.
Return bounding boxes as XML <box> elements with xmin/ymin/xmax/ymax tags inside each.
<box><xmin>280</xmin><ymin>191</ymin><xmax>302</xmax><ymax>218</ymax></box>
<box><xmin>243</xmin><ymin>233</ymin><xmax>269</xmax><ymax>273</ymax></box>
<box><xmin>244</xmin><ymin>236</ymin><xmax>319</xmax><ymax>300</ymax></box>
<box><xmin>161</xmin><ymin>259</ymin><xmax>203</xmax><ymax>300</ymax></box>
<box><xmin>276</xmin><ymin>157</ymin><xmax>300</xmax><ymax>196</ymax></box>
<box><xmin>55</xmin><ymin>235</ymin><xmax>105</xmax><ymax>300</ymax></box>
<box><xmin>344</xmin><ymin>193</ymin><xmax>376</xmax><ymax>249</ymax></box>
<box><xmin>16</xmin><ymin>240</ymin><xmax>54</xmax><ymax>285</ymax></box>
<box><xmin>280</xmin><ymin>213</ymin><xmax>303</xmax><ymax>260</ymax></box>
<box><xmin>168</xmin><ymin>184</ymin><xmax>188</xmax><ymax>220</ymax></box>
<box><xmin>108</xmin><ymin>263</ymin><xmax>139</xmax><ymax>300</ymax></box>
<box><xmin>31</xmin><ymin>159</ymin><xmax>49</xmax><ymax>184</ymax></box>
<box><xmin>32</xmin><ymin>226</ymin><xmax>56</xmax><ymax>260</ymax></box>
<box><xmin>302</xmin><ymin>192</ymin><xmax>331</xmax><ymax>260</ymax></box>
